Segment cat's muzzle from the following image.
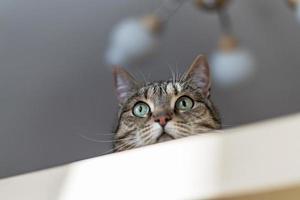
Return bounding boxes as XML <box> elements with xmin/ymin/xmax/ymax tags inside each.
<box><xmin>156</xmin><ymin>132</ymin><xmax>174</xmax><ymax>143</ymax></box>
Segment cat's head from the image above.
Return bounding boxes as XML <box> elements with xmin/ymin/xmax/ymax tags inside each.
<box><xmin>113</xmin><ymin>55</ymin><xmax>221</xmax><ymax>151</ymax></box>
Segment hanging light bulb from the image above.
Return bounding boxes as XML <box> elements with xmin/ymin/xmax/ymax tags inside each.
<box><xmin>105</xmin><ymin>15</ymin><xmax>162</xmax><ymax>67</ymax></box>
<box><xmin>210</xmin><ymin>34</ymin><xmax>255</xmax><ymax>88</ymax></box>
<box><xmin>105</xmin><ymin>0</ymin><xmax>187</xmax><ymax>67</ymax></box>
<box><xmin>194</xmin><ymin>1</ymin><xmax>255</xmax><ymax>88</ymax></box>
<box><xmin>210</xmin><ymin>8</ymin><xmax>255</xmax><ymax>88</ymax></box>
<box><xmin>287</xmin><ymin>0</ymin><xmax>300</xmax><ymax>23</ymax></box>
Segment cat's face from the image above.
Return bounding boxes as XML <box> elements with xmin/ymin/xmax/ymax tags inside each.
<box><xmin>113</xmin><ymin>55</ymin><xmax>221</xmax><ymax>152</ymax></box>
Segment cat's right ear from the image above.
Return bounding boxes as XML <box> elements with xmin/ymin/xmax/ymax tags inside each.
<box><xmin>113</xmin><ymin>67</ymin><xmax>138</xmax><ymax>104</ymax></box>
<box><xmin>182</xmin><ymin>55</ymin><xmax>211</xmax><ymax>98</ymax></box>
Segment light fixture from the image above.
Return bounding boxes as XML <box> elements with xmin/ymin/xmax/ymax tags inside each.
<box><xmin>287</xmin><ymin>0</ymin><xmax>300</xmax><ymax>23</ymax></box>
<box><xmin>195</xmin><ymin>0</ymin><xmax>255</xmax><ymax>88</ymax></box>
<box><xmin>210</xmin><ymin>34</ymin><xmax>255</xmax><ymax>88</ymax></box>
<box><xmin>105</xmin><ymin>15</ymin><xmax>162</xmax><ymax>67</ymax></box>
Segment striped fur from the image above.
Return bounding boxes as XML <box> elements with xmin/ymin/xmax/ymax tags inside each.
<box><xmin>113</xmin><ymin>55</ymin><xmax>221</xmax><ymax>152</ymax></box>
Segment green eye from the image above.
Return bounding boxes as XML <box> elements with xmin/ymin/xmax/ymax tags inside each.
<box><xmin>133</xmin><ymin>102</ymin><xmax>150</xmax><ymax>118</ymax></box>
<box><xmin>175</xmin><ymin>96</ymin><xmax>194</xmax><ymax>111</ymax></box>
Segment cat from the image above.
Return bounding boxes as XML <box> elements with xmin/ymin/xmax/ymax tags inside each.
<box><xmin>112</xmin><ymin>55</ymin><xmax>221</xmax><ymax>152</ymax></box>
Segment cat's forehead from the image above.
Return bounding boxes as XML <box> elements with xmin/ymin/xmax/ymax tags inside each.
<box><xmin>138</xmin><ymin>81</ymin><xmax>184</xmax><ymax>99</ymax></box>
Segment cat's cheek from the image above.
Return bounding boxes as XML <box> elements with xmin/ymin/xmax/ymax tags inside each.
<box><xmin>151</xmin><ymin>123</ymin><xmax>163</xmax><ymax>139</ymax></box>
<box><xmin>164</xmin><ymin>121</ymin><xmax>176</xmax><ymax>137</ymax></box>
<box><xmin>175</xmin><ymin>112</ymin><xmax>190</xmax><ymax>121</ymax></box>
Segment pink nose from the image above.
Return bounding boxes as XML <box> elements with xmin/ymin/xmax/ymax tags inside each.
<box><xmin>154</xmin><ymin>115</ymin><xmax>172</xmax><ymax>126</ymax></box>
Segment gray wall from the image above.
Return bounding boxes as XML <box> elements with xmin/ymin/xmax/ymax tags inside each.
<box><xmin>1</xmin><ymin>0</ymin><xmax>300</xmax><ymax>178</ymax></box>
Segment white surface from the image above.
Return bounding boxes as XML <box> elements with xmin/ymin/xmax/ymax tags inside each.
<box><xmin>0</xmin><ymin>167</ymin><xmax>69</xmax><ymax>200</ymax></box>
<box><xmin>1</xmin><ymin>113</ymin><xmax>300</xmax><ymax>199</ymax></box>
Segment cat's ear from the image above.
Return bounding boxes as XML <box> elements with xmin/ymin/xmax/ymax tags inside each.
<box><xmin>113</xmin><ymin>67</ymin><xmax>138</xmax><ymax>104</ymax></box>
<box><xmin>183</xmin><ymin>55</ymin><xmax>211</xmax><ymax>97</ymax></box>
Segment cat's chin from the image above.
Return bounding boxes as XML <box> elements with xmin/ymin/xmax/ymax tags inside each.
<box><xmin>156</xmin><ymin>132</ymin><xmax>174</xmax><ymax>143</ymax></box>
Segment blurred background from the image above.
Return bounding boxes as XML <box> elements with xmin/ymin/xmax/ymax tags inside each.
<box><xmin>1</xmin><ymin>0</ymin><xmax>300</xmax><ymax>178</ymax></box>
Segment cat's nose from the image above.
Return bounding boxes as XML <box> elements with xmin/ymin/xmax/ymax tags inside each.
<box><xmin>154</xmin><ymin>115</ymin><xmax>172</xmax><ymax>127</ymax></box>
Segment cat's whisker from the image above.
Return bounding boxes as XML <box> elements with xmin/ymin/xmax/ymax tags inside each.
<box><xmin>138</xmin><ymin>128</ymin><xmax>154</xmax><ymax>144</ymax></box>
<box><xmin>100</xmin><ymin>148</ymin><xmax>115</xmax><ymax>155</ymax></box>
<box><xmin>167</xmin><ymin>126</ymin><xmax>190</xmax><ymax>138</ymax></box>
<box><xmin>176</xmin><ymin>120</ymin><xmax>188</xmax><ymax>124</ymax></box>
<box><xmin>167</xmin><ymin>65</ymin><xmax>176</xmax><ymax>84</ymax></box>
<box><xmin>114</xmin><ymin>140</ymin><xmax>136</xmax><ymax>152</ymax></box>
<box><xmin>90</xmin><ymin>132</ymin><xmax>116</xmax><ymax>136</ymax></box>
<box><xmin>74</xmin><ymin>131</ymin><xmax>116</xmax><ymax>136</ymax></box>
<box><xmin>140</xmin><ymin>127</ymin><xmax>151</xmax><ymax>134</ymax></box>
<box><xmin>102</xmin><ymin>140</ymin><xmax>136</xmax><ymax>154</ymax></box>
<box><xmin>137</xmin><ymin>70</ymin><xmax>148</xmax><ymax>84</ymax></box>
<box><xmin>174</xmin><ymin>122</ymin><xmax>191</xmax><ymax>129</ymax></box>
<box><xmin>114</xmin><ymin>142</ymin><xmax>131</xmax><ymax>151</ymax></box>
<box><xmin>77</xmin><ymin>133</ymin><xmax>134</xmax><ymax>143</ymax></box>
<box><xmin>100</xmin><ymin>143</ymin><xmax>130</xmax><ymax>155</ymax></box>
<box><xmin>193</xmin><ymin>126</ymin><xmax>216</xmax><ymax>133</ymax></box>
<box><xmin>99</xmin><ymin>133</ymin><xmax>116</xmax><ymax>135</ymax></box>
<box><xmin>142</xmin><ymin>133</ymin><xmax>153</xmax><ymax>144</ymax></box>
<box><xmin>140</xmin><ymin>131</ymin><xmax>151</xmax><ymax>142</ymax></box>
<box><xmin>145</xmin><ymin>128</ymin><xmax>161</xmax><ymax>144</ymax></box>
<box><xmin>221</xmin><ymin>124</ymin><xmax>234</xmax><ymax>128</ymax></box>
<box><xmin>174</xmin><ymin>63</ymin><xmax>180</xmax><ymax>81</ymax></box>
<box><xmin>176</xmin><ymin>130</ymin><xmax>191</xmax><ymax>138</ymax></box>
<box><xmin>172</xmin><ymin>122</ymin><xmax>191</xmax><ymax>130</ymax></box>
<box><xmin>172</xmin><ymin>125</ymin><xmax>189</xmax><ymax>138</ymax></box>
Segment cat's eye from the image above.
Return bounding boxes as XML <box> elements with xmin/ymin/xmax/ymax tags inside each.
<box><xmin>175</xmin><ymin>96</ymin><xmax>194</xmax><ymax>111</ymax></box>
<box><xmin>132</xmin><ymin>102</ymin><xmax>150</xmax><ymax>118</ymax></box>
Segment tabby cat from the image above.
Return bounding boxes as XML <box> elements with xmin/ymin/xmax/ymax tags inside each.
<box><xmin>113</xmin><ymin>55</ymin><xmax>221</xmax><ymax>152</ymax></box>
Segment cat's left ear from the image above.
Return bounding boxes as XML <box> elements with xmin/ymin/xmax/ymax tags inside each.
<box><xmin>113</xmin><ymin>67</ymin><xmax>139</xmax><ymax>104</ymax></box>
<box><xmin>183</xmin><ymin>55</ymin><xmax>211</xmax><ymax>97</ymax></box>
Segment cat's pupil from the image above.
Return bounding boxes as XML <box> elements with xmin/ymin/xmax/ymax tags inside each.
<box><xmin>139</xmin><ymin>106</ymin><xmax>142</xmax><ymax>113</ymax></box>
<box><xmin>182</xmin><ymin>100</ymin><xmax>186</xmax><ymax>107</ymax></box>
